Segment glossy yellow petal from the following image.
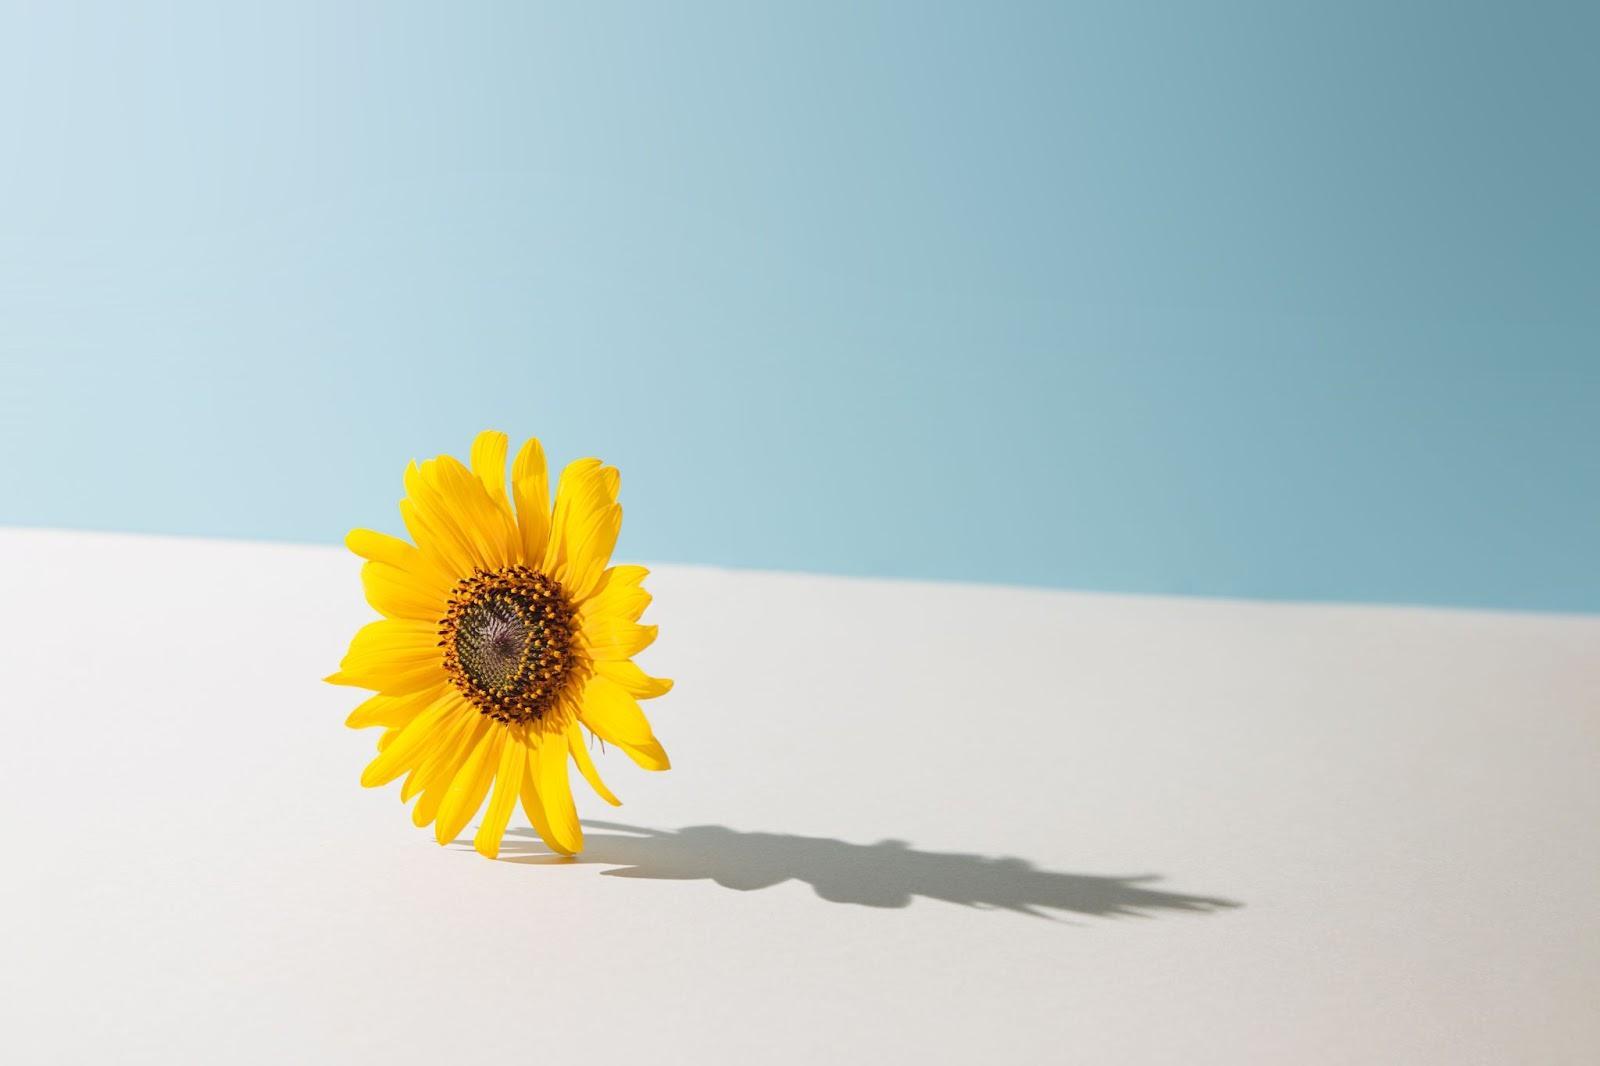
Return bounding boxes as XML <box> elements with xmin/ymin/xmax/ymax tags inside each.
<box><xmin>592</xmin><ymin>658</ymin><xmax>674</xmax><ymax>700</ymax></box>
<box><xmin>403</xmin><ymin>703</ymin><xmax>485</xmax><ymax>805</ymax></box>
<box><xmin>398</xmin><ymin>455</ymin><xmax>513</xmax><ymax>575</ymax></box>
<box><xmin>592</xmin><ymin>563</ymin><xmax>650</xmax><ymax>594</ymax></box>
<box><xmin>581</xmin><ymin>618</ymin><xmax>658</xmax><ymax>662</ymax></box>
<box><xmin>328</xmin><ymin>619</ymin><xmax>444</xmax><ymax>694</ymax></box>
<box><xmin>423</xmin><ymin>456</ymin><xmax>515</xmax><ymax>571</ymax></box>
<box><xmin>533</xmin><ymin>732</ymin><xmax>583</xmax><ymax>854</ymax></box>
<box><xmin>615</xmin><ymin>735</ymin><xmax>671</xmax><ymax>772</ymax></box>
<box><xmin>348</xmin><ymin>696</ymin><xmax>396</xmax><ymax>729</ymax></box>
<box><xmin>511</xmin><ymin>436</ymin><xmax>551</xmax><ymax>566</ymax></box>
<box><xmin>578</xmin><ymin>675</ymin><xmax>657</xmax><ymax>746</ymax></box>
<box><xmin>434</xmin><ymin>725</ymin><xmax>502</xmax><ymax>844</ymax></box>
<box><xmin>327</xmin><ymin>663</ymin><xmax>442</xmax><ymax>695</ymax></box>
<box><xmin>568</xmin><ymin>724</ymin><xmax>621</xmax><ymax>806</ymax></box>
<box><xmin>543</xmin><ymin>458</ymin><xmax>616</xmax><ymax>586</ymax></box>
<box><xmin>401</xmin><ymin>462</ymin><xmax>480</xmax><ymax>577</ymax></box>
<box><xmin>469</xmin><ymin>430</ymin><xmax>526</xmax><ymax>564</ymax></box>
<box><xmin>579</xmin><ymin>567</ymin><xmax>652</xmax><ymax>625</ymax></box>
<box><xmin>412</xmin><ymin>715</ymin><xmax>492</xmax><ymax>827</ymax></box>
<box><xmin>361</xmin><ymin>561</ymin><xmax>445</xmax><ymax>621</ymax></box>
<box><xmin>518</xmin><ymin>755</ymin><xmax>560</xmax><ymax>852</ymax></box>
<box><xmin>579</xmin><ymin>680</ymin><xmax>671</xmax><ymax>771</ymax></box>
<box><xmin>346</xmin><ymin>528</ymin><xmax>452</xmax><ymax>597</ymax></box>
<box><xmin>346</xmin><ymin>684</ymin><xmax>445</xmax><ymax>730</ymax></box>
<box><xmin>542</xmin><ymin>458</ymin><xmax>599</xmax><ymax>570</ymax></box>
<box><xmin>339</xmin><ymin>618</ymin><xmax>437</xmax><ymax>662</ymax></box>
<box><xmin>469</xmin><ymin>430</ymin><xmax>510</xmax><ymax>509</ymax></box>
<box><xmin>412</xmin><ymin>783</ymin><xmax>445</xmax><ymax>826</ymax></box>
<box><xmin>566</xmin><ymin>504</ymin><xmax>623</xmax><ymax>602</ymax></box>
<box><xmin>346</xmin><ymin>527</ymin><xmax>418</xmax><ymax>570</ymax></box>
<box><xmin>360</xmin><ymin>694</ymin><xmax>461</xmax><ymax>787</ymax></box>
<box><xmin>474</xmin><ymin>734</ymin><xmax>527</xmax><ymax>858</ymax></box>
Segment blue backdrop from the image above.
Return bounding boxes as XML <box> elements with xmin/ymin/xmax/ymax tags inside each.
<box><xmin>1</xmin><ymin>2</ymin><xmax>1595</xmax><ymax>612</ymax></box>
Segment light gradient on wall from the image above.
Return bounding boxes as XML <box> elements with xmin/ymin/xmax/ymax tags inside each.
<box><xmin>1</xmin><ymin>2</ymin><xmax>1595</xmax><ymax>612</ymax></box>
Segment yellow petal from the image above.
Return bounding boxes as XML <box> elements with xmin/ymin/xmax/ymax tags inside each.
<box><xmin>423</xmin><ymin>457</ymin><xmax>515</xmax><ymax>572</ymax></box>
<box><xmin>592</xmin><ymin>658</ymin><xmax>674</xmax><ymax>700</ymax></box>
<box><xmin>518</xmin><ymin>755</ymin><xmax>559</xmax><ymax>851</ymax></box>
<box><xmin>401</xmin><ymin>462</ymin><xmax>480</xmax><ymax>577</ymax></box>
<box><xmin>579</xmin><ymin>568</ymin><xmax>652</xmax><ymax>625</ymax></box>
<box><xmin>568</xmin><ymin>724</ymin><xmax>621</xmax><ymax>806</ymax></box>
<box><xmin>615</xmin><ymin>735</ymin><xmax>672</xmax><ymax>773</ymax></box>
<box><xmin>469</xmin><ymin>430</ymin><xmax>510</xmax><ymax>509</ymax></box>
<box><xmin>329</xmin><ymin>619</ymin><xmax>444</xmax><ymax>694</ymax></box>
<box><xmin>470</xmin><ymin>430</ymin><xmax>525</xmax><ymax>564</ymax></box>
<box><xmin>581</xmin><ymin>618</ymin><xmax>658</xmax><ymax>662</ymax></box>
<box><xmin>326</xmin><ymin>663</ymin><xmax>441</xmax><ymax>695</ymax></box>
<box><xmin>562</xmin><ymin>503</ymin><xmax>621</xmax><ymax>602</ymax></box>
<box><xmin>346</xmin><ymin>684</ymin><xmax>445</xmax><ymax>730</ymax></box>
<box><xmin>434</xmin><ymin>725</ymin><xmax>502</xmax><ymax>844</ymax></box>
<box><xmin>361</xmin><ymin>560</ymin><xmax>445</xmax><ymax>621</ymax></box>
<box><xmin>578</xmin><ymin>680</ymin><xmax>671</xmax><ymax>771</ymax></box>
<box><xmin>542</xmin><ymin>458</ymin><xmax>616</xmax><ymax>584</ymax></box>
<box><xmin>403</xmin><ymin>704</ymin><xmax>484</xmax><ymax>804</ymax></box>
<box><xmin>533</xmin><ymin>732</ymin><xmax>583</xmax><ymax>854</ymax></box>
<box><xmin>511</xmin><ymin>437</ymin><xmax>551</xmax><ymax>566</ymax></box>
<box><xmin>346</xmin><ymin>528</ymin><xmax>452</xmax><ymax>598</ymax></box>
<box><xmin>339</xmin><ymin>618</ymin><xmax>437</xmax><ymax>663</ymax></box>
<box><xmin>360</xmin><ymin>694</ymin><xmax>461</xmax><ymax>787</ymax></box>
<box><xmin>412</xmin><ymin>714</ymin><xmax>491</xmax><ymax>826</ymax></box>
<box><xmin>474</xmin><ymin>734</ymin><xmax>527</xmax><ymax>858</ymax></box>
<box><xmin>591</xmin><ymin>563</ymin><xmax>650</xmax><ymax>595</ymax></box>
<box><xmin>346</xmin><ymin>527</ymin><xmax>418</xmax><ymax>569</ymax></box>
<box><xmin>578</xmin><ymin>674</ymin><xmax>657</xmax><ymax>747</ymax></box>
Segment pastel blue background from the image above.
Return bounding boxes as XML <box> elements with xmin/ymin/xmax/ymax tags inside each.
<box><xmin>2</xmin><ymin>2</ymin><xmax>1596</xmax><ymax>612</ymax></box>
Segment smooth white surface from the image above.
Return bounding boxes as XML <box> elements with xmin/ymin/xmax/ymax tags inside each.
<box><xmin>1</xmin><ymin>529</ymin><xmax>1596</xmax><ymax>1064</ymax></box>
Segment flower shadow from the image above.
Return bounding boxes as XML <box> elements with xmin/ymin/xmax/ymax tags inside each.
<box><xmin>487</xmin><ymin>821</ymin><xmax>1242</xmax><ymax>920</ymax></box>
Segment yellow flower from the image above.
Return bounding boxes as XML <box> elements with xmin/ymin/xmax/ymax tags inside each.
<box><xmin>327</xmin><ymin>431</ymin><xmax>672</xmax><ymax>859</ymax></box>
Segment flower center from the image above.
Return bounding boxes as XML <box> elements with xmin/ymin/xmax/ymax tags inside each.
<box><xmin>439</xmin><ymin>566</ymin><xmax>578</xmax><ymax>723</ymax></box>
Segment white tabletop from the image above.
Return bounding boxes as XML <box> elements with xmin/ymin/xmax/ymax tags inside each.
<box><xmin>2</xmin><ymin>529</ymin><xmax>1596</xmax><ymax>1064</ymax></box>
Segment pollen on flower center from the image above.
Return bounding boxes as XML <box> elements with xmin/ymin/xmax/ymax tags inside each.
<box><xmin>439</xmin><ymin>566</ymin><xmax>579</xmax><ymax>724</ymax></box>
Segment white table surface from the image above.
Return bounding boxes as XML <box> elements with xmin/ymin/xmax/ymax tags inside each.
<box><xmin>1</xmin><ymin>528</ymin><xmax>1596</xmax><ymax>1064</ymax></box>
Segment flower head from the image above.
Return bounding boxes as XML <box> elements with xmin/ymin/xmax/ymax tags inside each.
<box><xmin>328</xmin><ymin>431</ymin><xmax>671</xmax><ymax>858</ymax></box>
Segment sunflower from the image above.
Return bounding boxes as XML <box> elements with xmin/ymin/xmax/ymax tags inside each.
<box><xmin>327</xmin><ymin>431</ymin><xmax>672</xmax><ymax>859</ymax></box>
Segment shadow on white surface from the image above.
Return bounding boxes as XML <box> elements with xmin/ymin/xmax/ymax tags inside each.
<box><xmin>473</xmin><ymin>821</ymin><xmax>1242</xmax><ymax>920</ymax></box>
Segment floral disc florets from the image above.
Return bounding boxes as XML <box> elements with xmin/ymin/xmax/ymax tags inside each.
<box><xmin>439</xmin><ymin>566</ymin><xmax>578</xmax><ymax>723</ymax></box>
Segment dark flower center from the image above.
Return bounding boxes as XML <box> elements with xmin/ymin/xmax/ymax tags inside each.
<box><xmin>439</xmin><ymin>566</ymin><xmax>578</xmax><ymax>723</ymax></box>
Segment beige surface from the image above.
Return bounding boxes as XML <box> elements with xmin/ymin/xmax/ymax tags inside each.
<box><xmin>2</xmin><ymin>528</ymin><xmax>1596</xmax><ymax>1064</ymax></box>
